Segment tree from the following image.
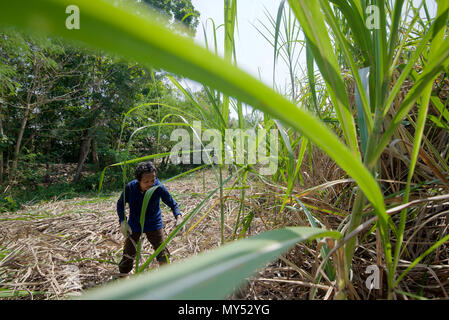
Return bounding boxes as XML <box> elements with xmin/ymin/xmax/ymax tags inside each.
<box><xmin>0</xmin><ymin>0</ymin><xmax>202</xmax><ymax>187</ymax></box>
<box><xmin>142</xmin><ymin>0</ymin><xmax>200</xmax><ymax>34</ymax></box>
<box><xmin>4</xmin><ymin>35</ymin><xmax>79</xmax><ymax>183</ymax></box>
<box><xmin>0</xmin><ymin>31</ymin><xmax>24</xmax><ymax>183</ymax></box>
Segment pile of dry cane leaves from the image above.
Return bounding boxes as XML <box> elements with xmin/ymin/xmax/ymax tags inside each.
<box><xmin>0</xmin><ymin>170</ymin><xmax>232</xmax><ymax>299</ymax></box>
<box><xmin>1</xmin><ymin>167</ymin><xmax>448</xmax><ymax>300</ymax></box>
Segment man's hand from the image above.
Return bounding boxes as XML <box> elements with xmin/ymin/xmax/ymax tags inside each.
<box><xmin>175</xmin><ymin>214</ymin><xmax>185</xmax><ymax>234</ymax></box>
<box><xmin>120</xmin><ymin>221</ymin><xmax>132</xmax><ymax>237</ymax></box>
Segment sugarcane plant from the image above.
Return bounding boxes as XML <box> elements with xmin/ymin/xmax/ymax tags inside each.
<box><xmin>1</xmin><ymin>0</ymin><xmax>448</xmax><ymax>299</ymax></box>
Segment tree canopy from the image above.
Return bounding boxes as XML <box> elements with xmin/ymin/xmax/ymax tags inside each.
<box><xmin>0</xmin><ymin>0</ymin><xmax>202</xmax><ymax>189</ymax></box>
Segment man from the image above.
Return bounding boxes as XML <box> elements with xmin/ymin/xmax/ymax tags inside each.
<box><xmin>117</xmin><ymin>161</ymin><xmax>183</xmax><ymax>274</ymax></box>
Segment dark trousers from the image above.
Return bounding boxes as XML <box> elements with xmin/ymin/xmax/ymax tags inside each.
<box><xmin>119</xmin><ymin>228</ymin><xmax>170</xmax><ymax>274</ymax></box>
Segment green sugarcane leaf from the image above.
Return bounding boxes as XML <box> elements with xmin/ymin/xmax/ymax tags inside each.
<box><xmin>80</xmin><ymin>226</ymin><xmax>341</xmax><ymax>299</ymax></box>
<box><xmin>166</xmin><ymin>75</ymin><xmax>210</xmax><ymax>125</ymax></box>
<box><xmin>391</xmin><ymin>0</ymin><xmax>449</xmax><ymax>288</ymax></box>
<box><xmin>394</xmin><ymin>233</ymin><xmax>449</xmax><ymax>288</ymax></box>
<box><xmin>1</xmin><ymin>0</ymin><xmax>386</xmax><ymax>248</ymax></box>
<box><xmin>98</xmin><ymin>151</ymin><xmax>172</xmax><ymax>193</ymax></box>
<box><xmin>329</xmin><ymin>0</ymin><xmax>372</xmax><ymax>63</ymax></box>
<box><xmin>388</xmin><ymin>0</ymin><xmax>406</xmax><ymax>65</ymax></box>
<box><xmin>319</xmin><ymin>0</ymin><xmax>372</xmax><ymax>134</ymax></box>
<box><xmin>354</xmin><ymin>67</ymin><xmax>371</xmax><ymax>157</ymax></box>
<box><xmin>288</xmin><ymin>0</ymin><xmax>360</xmax><ymax>157</ymax></box>
<box><xmin>136</xmin><ymin>170</ymin><xmax>234</xmax><ymax>272</ymax></box>
<box><xmin>294</xmin><ymin>196</ymin><xmax>335</xmax><ymax>281</ymax></box>
<box><xmin>306</xmin><ymin>37</ymin><xmax>319</xmax><ymax>116</ymax></box>
<box><xmin>371</xmin><ymin>9</ymin><xmax>449</xmax><ymax>167</ymax></box>
<box><xmin>135</xmin><ymin>185</ymin><xmax>159</xmax><ymax>272</ymax></box>
<box><xmin>273</xmin><ymin>0</ymin><xmax>286</xmax><ymax>86</ymax></box>
<box><xmin>430</xmin><ymin>96</ymin><xmax>449</xmax><ymax>125</ymax></box>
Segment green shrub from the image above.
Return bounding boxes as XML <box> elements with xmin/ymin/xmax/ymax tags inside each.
<box><xmin>0</xmin><ymin>195</ymin><xmax>20</xmax><ymax>213</ymax></box>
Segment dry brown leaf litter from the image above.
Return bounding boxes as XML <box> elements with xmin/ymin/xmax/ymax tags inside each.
<box><xmin>1</xmin><ymin>168</ymin><xmax>448</xmax><ymax>300</ymax></box>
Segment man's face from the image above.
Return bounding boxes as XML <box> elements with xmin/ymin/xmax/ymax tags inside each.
<box><xmin>138</xmin><ymin>172</ymin><xmax>156</xmax><ymax>192</ymax></box>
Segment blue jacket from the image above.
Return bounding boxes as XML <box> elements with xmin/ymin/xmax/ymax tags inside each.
<box><xmin>117</xmin><ymin>178</ymin><xmax>181</xmax><ymax>232</ymax></box>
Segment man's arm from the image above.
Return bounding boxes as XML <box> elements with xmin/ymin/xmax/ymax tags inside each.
<box><xmin>117</xmin><ymin>186</ymin><xmax>130</xmax><ymax>223</ymax></box>
<box><xmin>160</xmin><ymin>185</ymin><xmax>182</xmax><ymax>218</ymax></box>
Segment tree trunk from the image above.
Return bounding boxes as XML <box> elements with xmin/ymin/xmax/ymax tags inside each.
<box><xmin>9</xmin><ymin>104</ymin><xmax>31</xmax><ymax>182</ymax></box>
<box><xmin>0</xmin><ymin>154</ymin><xmax>3</xmax><ymax>184</ymax></box>
<box><xmin>73</xmin><ymin>55</ymin><xmax>105</xmax><ymax>182</ymax></box>
<box><xmin>9</xmin><ymin>57</ymin><xmax>41</xmax><ymax>183</ymax></box>
<box><xmin>73</xmin><ymin>132</ymin><xmax>92</xmax><ymax>183</ymax></box>
<box><xmin>0</xmin><ymin>151</ymin><xmax>3</xmax><ymax>185</ymax></box>
<box><xmin>0</xmin><ymin>103</ymin><xmax>4</xmax><ymax>184</ymax></box>
<box><xmin>91</xmin><ymin>139</ymin><xmax>99</xmax><ymax>167</ymax></box>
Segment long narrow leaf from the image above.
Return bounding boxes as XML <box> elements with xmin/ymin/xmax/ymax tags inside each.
<box><xmin>135</xmin><ymin>185</ymin><xmax>160</xmax><ymax>272</ymax></box>
<box><xmin>288</xmin><ymin>0</ymin><xmax>360</xmax><ymax>157</ymax></box>
<box><xmin>1</xmin><ymin>0</ymin><xmax>387</xmax><ymax>247</ymax></box>
<box><xmin>80</xmin><ymin>226</ymin><xmax>341</xmax><ymax>299</ymax></box>
<box><xmin>137</xmin><ymin>170</ymin><xmax>235</xmax><ymax>272</ymax></box>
